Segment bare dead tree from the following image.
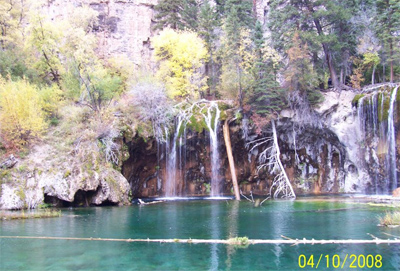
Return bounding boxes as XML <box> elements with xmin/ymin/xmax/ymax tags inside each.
<box><xmin>99</xmin><ymin>127</ymin><xmax>120</xmax><ymax>165</ymax></box>
<box><xmin>130</xmin><ymin>82</ymin><xmax>173</xmax><ymax>143</ymax></box>
<box><xmin>248</xmin><ymin>120</ymin><xmax>296</xmax><ymax>202</ymax></box>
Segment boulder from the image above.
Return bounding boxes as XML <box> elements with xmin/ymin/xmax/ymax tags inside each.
<box><xmin>0</xmin><ymin>154</ymin><xmax>17</xmax><ymax>169</ymax></box>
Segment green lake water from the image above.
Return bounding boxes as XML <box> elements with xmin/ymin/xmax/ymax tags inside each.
<box><xmin>1</xmin><ymin>199</ymin><xmax>399</xmax><ymax>270</ymax></box>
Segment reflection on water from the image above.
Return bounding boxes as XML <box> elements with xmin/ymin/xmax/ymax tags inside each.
<box><xmin>209</xmin><ymin>202</ymin><xmax>220</xmax><ymax>271</ymax></box>
<box><xmin>272</xmin><ymin>244</ymin><xmax>283</xmax><ymax>267</ymax></box>
<box><xmin>225</xmin><ymin>201</ymin><xmax>239</xmax><ymax>271</ymax></box>
<box><xmin>1</xmin><ymin>200</ymin><xmax>400</xmax><ymax>270</ymax></box>
<box><xmin>269</xmin><ymin>200</ymin><xmax>293</xmax><ymax>269</ymax></box>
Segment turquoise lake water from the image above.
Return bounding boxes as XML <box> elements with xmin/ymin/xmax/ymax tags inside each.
<box><xmin>1</xmin><ymin>199</ymin><xmax>399</xmax><ymax>270</ymax></box>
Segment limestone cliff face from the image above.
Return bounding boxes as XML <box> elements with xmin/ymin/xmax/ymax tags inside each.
<box><xmin>0</xmin><ymin>141</ymin><xmax>131</xmax><ymax>210</ymax></box>
<box><xmin>43</xmin><ymin>0</ymin><xmax>272</xmax><ymax>68</ymax></box>
<box><xmin>43</xmin><ymin>0</ymin><xmax>157</xmax><ymax>67</ymax></box>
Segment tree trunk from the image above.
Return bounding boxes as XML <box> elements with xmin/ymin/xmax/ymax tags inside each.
<box><xmin>223</xmin><ymin>119</ymin><xmax>240</xmax><ymax>200</ymax></box>
<box><xmin>372</xmin><ymin>65</ymin><xmax>376</xmax><ymax>85</ymax></box>
<box><xmin>304</xmin><ymin>0</ymin><xmax>339</xmax><ymax>89</ymax></box>
<box><xmin>271</xmin><ymin>120</ymin><xmax>296</xmax><ymax>198</ymax></box>
<box><xmin>205</xmin><ymin>61</ymin><xmax>210</xmax><ymax>96</ymax></box>
<box><xmin>210</xmin><ymin>49</ymin><xmax>214</xmax><ymax>95</ymax></box>
<box><xmin>390</xmin><ymin>42</ymin><xmax>394</xmax><ymax>83</ymax></box>
<box><xmin>321</xmin><ymin>39</ymin><xmax>339</xmax><ymax>89</ymax></box>
<box><xmin>383</xmin><ymin>63</ymin><xmax>386</xmax><ymax>83</ymax></box>
<box><xmin>340</xmin><ymin>68</ymin><xmax>344</xmax><ymax>84</ymax></box>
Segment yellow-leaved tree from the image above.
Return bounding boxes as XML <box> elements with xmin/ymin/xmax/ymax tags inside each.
<box><xmin>152</xmin><ymin>28</ymin><xmax>208</xmax><ymax>99</ymax></box>
<box><xmin>0</xmin><ymin>77</ymin><xmax>46</xmax><ymax>146</ymax></box>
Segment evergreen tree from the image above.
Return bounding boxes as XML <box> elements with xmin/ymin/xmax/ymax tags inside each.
<box><xmin>219</xmin><ymin>0</ymin><xmax>254</xmax><ymax>106</ymax></box>
<box><xmin>284</xmin><ymin>33</ymin><xmax>322</xmax><ymax>105</ymax></box>
<box><xmin>331</xmin><ymin>0</ymin><xmax>363</xmax><ymax>85</ymax></box>
<box><xmin>268</xmin><ymin>0</ymin><xmax>361</xmax><ymax>89</ymax></box>
<box><xmin>182</xmin><ymin>0</ymin><xmax>199</xmax><ymax>30</ymax></box>
<box><xmin>250</xmin><ymin>21</ymin><xmax>285</xmax><ymax>115</ymax></box>
<box><xmin>198</xmin><ymin>2</ymin><xmax>219</xmax><ymax>95</ymax></box>
<box><xmin>153</xmin><ymin>0</ymin><xmax>198</xmax><ymax>31</ymax></box>
<box><xmin>375</xmin><ymin>0</ymin><xmax>400</xmax><ymax>83</ymax></box>
<box><xmin>224</xmin><ymin>0</ymin><xmax>253</xmax><ymax>29</ymax></box>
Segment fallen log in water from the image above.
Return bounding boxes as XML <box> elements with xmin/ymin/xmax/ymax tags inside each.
<box><xmin>138</xmin><ymin>199</ymin><xmax>164</xmax><ymax>205</ymax></box>
<box><xmin>0</xmin><ymin>235</ymin><xmax>399</xmax><ymax>245</ymax></box>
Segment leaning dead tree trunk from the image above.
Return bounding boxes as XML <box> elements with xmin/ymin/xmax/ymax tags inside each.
<box><xmin>249</xmin><ymin>120</ymin><xmax>296</xmax><ymax>200</ymax></box>
<box><xmin>223</xmin><ymin>119</ymin><xmax>240</xmax><ymax>200</ymax></box>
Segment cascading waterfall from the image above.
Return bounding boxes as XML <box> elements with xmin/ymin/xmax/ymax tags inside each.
<box><xmin>165</xmin><ymin>116</ymin><xmax>185</xmax><ymax>197</ymax></box>
<box><xmin>387</xmin><ymin>86</ymin><xmax>398</xmax><ymax>192</ymax></box>
<box><xmin>356</xmin><ymin>86</ymin><xmax>399</xmax><ymax>194</ymax></box>
<box><xmin>358</xmin><ymin>95</ymin><xmax>366</xmax><ymax>134</ymax></box>
<box><xmin>372</xmin><ymin>93</ymin><xmax>378</xmax><ymax>136</ymax></box>
<box><xmin>161</xmin><ymin>101</ymin><xmax>222</xmax><ymax>197</ymax></box>
<box><xmin>358</xmin><ymin>93</ymin><xmax>381</xmax><ymax>193</ymax></box>
<box><xmin>204</xmin><ymin>102</ymin><xmax>221</xmax><ymax>196</ymax></box>
<box><xmin>379</xmin><ymin>93</ymin><xmax>386</xmax><ymax>139</ymax></box>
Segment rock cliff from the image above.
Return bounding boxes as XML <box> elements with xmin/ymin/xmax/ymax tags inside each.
<box><xmin>43</xmin><ymin>0</ymin><xmax>157</xmax><ymax>67</ymax></box>
<box><xmin>122</xmin><ymin>87</ymin><xmax>400</xmax><ymax>198</ymax></box>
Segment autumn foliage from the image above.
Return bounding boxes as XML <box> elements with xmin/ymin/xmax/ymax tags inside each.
<box><xmin>153</xmin><ymin>28</ymin><xmax>208</xmax><ymax>99</ymax></box>
<box><xmin>0</xmin><ymin>77</ymin><xmax>46</xmax><ymax>146</ymax></box>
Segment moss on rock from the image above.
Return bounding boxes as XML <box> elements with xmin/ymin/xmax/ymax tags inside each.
<box><xmin>352</xmin><ymin>94</ymin><xmax>365</xmax><ymax>107</ymax></box>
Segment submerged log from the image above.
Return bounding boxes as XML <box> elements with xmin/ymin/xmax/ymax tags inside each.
<box><xmin>1</xmin><ymin>235</ymin><xmax>400</xmax><ymax>245</ymax></box>
<box><xmin>138</xmin><ymin>199</ymin><xmax>164</xmax><ymax>205</ymax></box>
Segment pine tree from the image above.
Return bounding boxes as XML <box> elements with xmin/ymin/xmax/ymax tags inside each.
<box><xmin>197</xmin><ymin>2</ymin><xmax>219</xmax><ymax>95</ymax></box>
<box><xmin>250</xmin><ymin>21</ymin><xmax>285</xmax><ymax>115</ymax></box>
<box><xmin>182</xmin><ymin>0</ymin><xmax>199</xmax><ymax>30</ymax></box>
<box><xmin>219</xmin><ymin>0</ymin><xmax>254</xmax><ymax>106</ymax></box>
<box><xmin>268</xmin><ymin>0</ymin><xmax>361</xmax><ymax>89</ymax></box>
<box><xmin>375</xmin><ymin>0</ymin><xmax>400</xmax><ymax>83</ymax></box>
<box><xmin>198</xmin><ymin>2</ymin><xmax>219</xmax><ymax>51</ymax></box>
<box><xmin>284</xmin><ymin>33</ymin><xmax>322</xmax><ymax>105</ymax></box>
<box><xmin>153</xmin><ymin>0</ymin><xmax>198</xmax><ymax>31</ymax></box>
<box><xmin>330</xmin><ymin>0</ymin><xmax>363</xmax><ymax>85</ymax></box>
<box><xmin>224</xmin><ymin>0</ymin><xmax>253</xmax><ymax>29</ymax></box>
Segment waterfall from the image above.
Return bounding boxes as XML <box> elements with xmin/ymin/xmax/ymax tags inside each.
<box><xmin>162</xmin><ymin>101</ymin><xmax>222</xmax><ymax>197</ymax></box>
<box><xmin>368</xmin><ymin>93</ymin><xmax>379</xmax><ymax>137</ymax></box>
<box><xmin>387</xmin><ymin>86</ymin><xmax>398</xmax><ymax>192</ymax></box>
<box><xmin>157</xmin><ymin>140</ymin><xmax>162</xmax><ymax>193</ymax></box>
<box><xmin>165</xmin><ymin>116</ymin><xmax>185</xmax><ymax>197</ymax></box>
<box><xmin>356</xmin><ymin>86</ymin><xmax>398</xmax><ymax>194</ymax></box>
<box><xmin>204</xmin><ymin>102</ymin><xmax>221</xmax><ymax>197</ymax></box>
<box><xmin>358</xmin><ymin>95</ymin><xmax>366</xmax><ymax>134</ymax></box>
<box><xmin>379</xmin><ymin>93</ymin><xmax>386</xmax><ymax>138</ymax></box>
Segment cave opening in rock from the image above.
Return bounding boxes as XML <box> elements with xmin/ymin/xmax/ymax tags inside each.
<box><xmin>44</xmin><ymin>194</ymin><xmax>71</xmax><ymax>208</ymax></box>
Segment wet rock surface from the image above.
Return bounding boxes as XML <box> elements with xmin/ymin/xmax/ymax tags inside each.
<box><xmin>123</xmin><ymin>88</ymin><xmax>400</xmax><ymax>198</ymax></box>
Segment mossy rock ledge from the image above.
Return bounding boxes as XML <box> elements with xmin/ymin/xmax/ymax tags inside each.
<box><xmin>0</xmin><ymin>165</ymin><xmax>130</xmax><ymax>210</ymax></box>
